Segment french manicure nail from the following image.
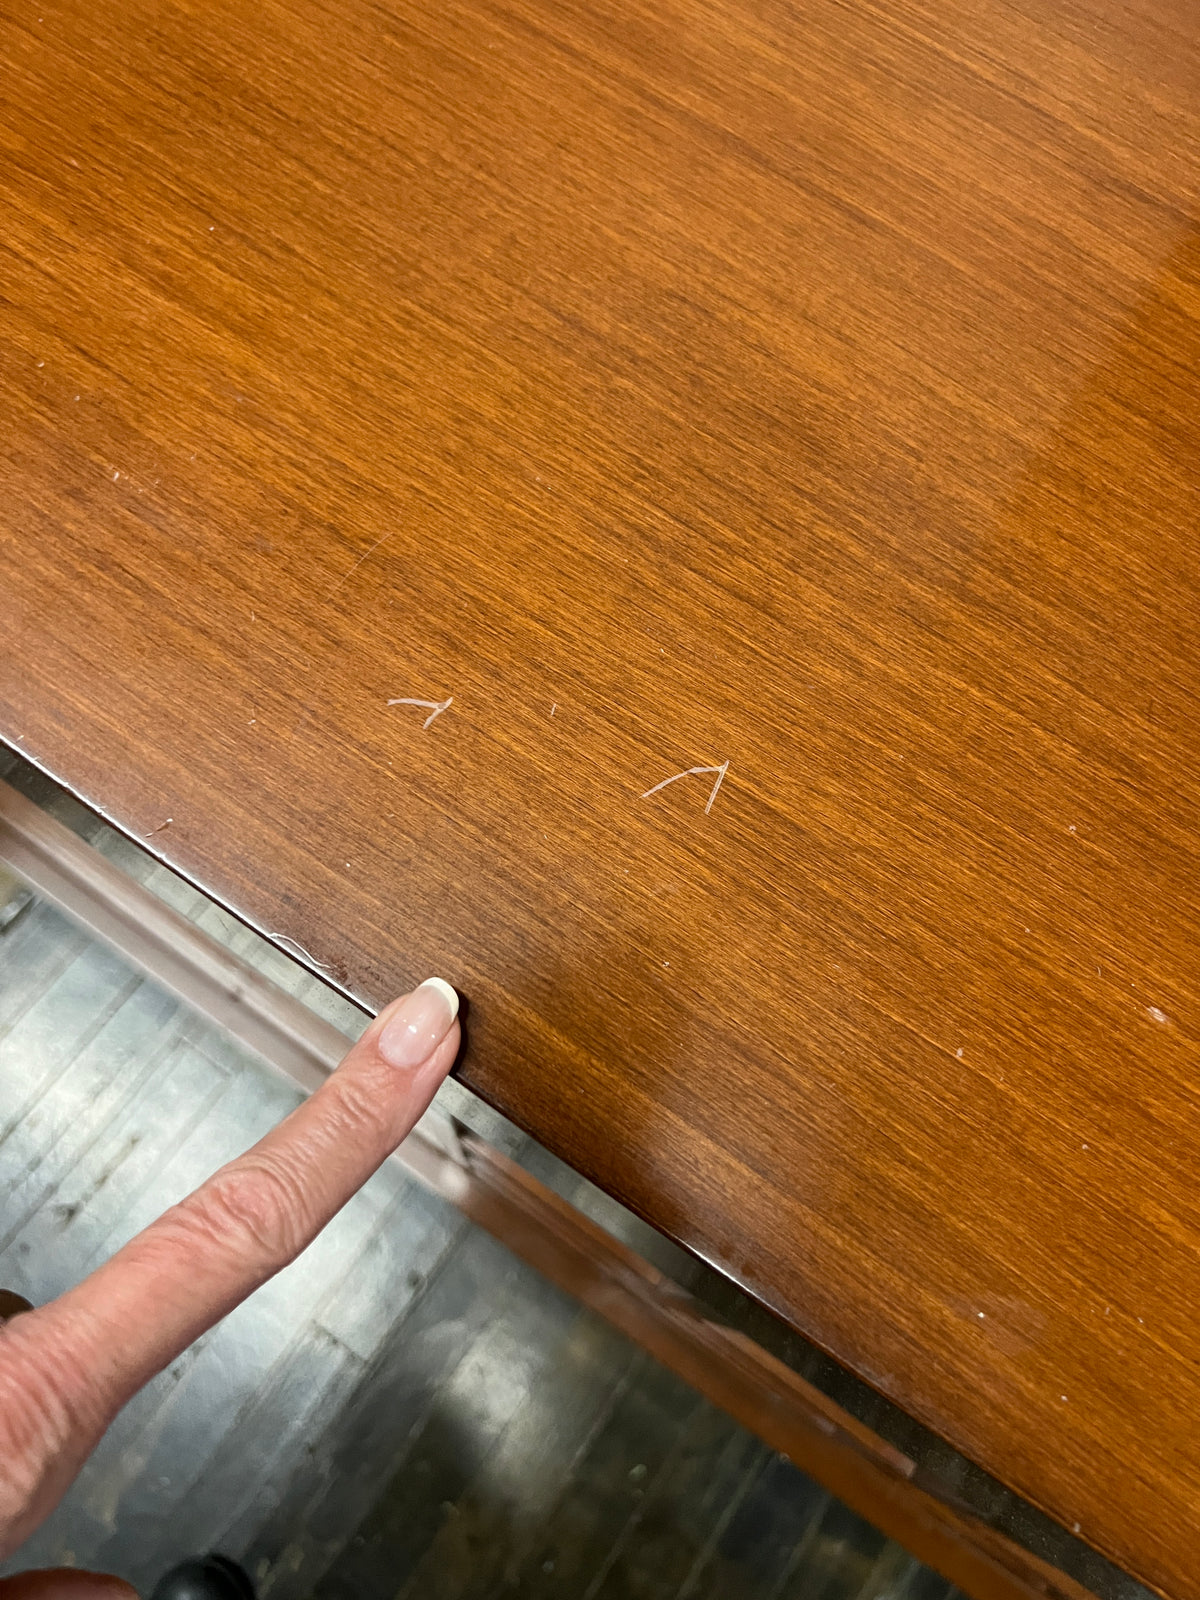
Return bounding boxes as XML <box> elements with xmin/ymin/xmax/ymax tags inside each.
<box><xmin>378</xmin><ymin>977</ymin><xmax>459</xmax><ymax>1070</ymax></box>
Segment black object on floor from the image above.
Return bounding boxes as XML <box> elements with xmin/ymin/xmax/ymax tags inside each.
<box><xmin>149</xmin><ymin>1554</ymin><xmax>256</xmax><ymax>1600</ymax></box>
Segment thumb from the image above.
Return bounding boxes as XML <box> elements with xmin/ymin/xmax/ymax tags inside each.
<box><xmin>0</xmin><ymin>978</ymin><xmax>460</xmax><ymax>1557</ymax></box>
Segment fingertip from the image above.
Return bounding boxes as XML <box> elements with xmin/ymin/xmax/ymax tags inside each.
<box><xmin>377</xmin><ymin>979</ymin><xmax>459</xmax><ymax>1070</ymax></box>
<box><xmin>424</xmin><ymin>1017</ymin><xmax>462</xmax><ymax>1082</ymax></box>
<box><xmin>417</xmin><ymin>976</ymin><xmax>459</xmax><ymax>1022</ymax></box>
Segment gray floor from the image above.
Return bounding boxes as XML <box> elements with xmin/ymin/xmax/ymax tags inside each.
<box><xmin>0</xmin><ymin>752</ymin><xmax>1147</xmax><ymax>1599</ymax></box>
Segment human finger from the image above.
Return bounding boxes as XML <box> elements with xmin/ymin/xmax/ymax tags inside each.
<box><xmin>0</xmin><ymin>978</ymin><xmax>459</xmax><ymax>1556</ymax></box>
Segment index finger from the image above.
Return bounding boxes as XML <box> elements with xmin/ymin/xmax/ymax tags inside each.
<box><xmin>0</xmin><ymin>978</ymin><xmax>460</xmax><ymax>1557</ymax></box>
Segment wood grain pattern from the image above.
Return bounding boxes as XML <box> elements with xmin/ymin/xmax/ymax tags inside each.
<box><xmin>3</xmin><ymin>769</ymin><xmax>1095</xmax><ymax>1600</ymax></box>
<box><xmin>1</xmin><ymin>0</ymin><xmax>1197</xmax><ymax>1591</ymax></box>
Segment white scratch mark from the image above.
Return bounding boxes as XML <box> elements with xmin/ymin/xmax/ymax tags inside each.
<box><xmin>327</xmin><ymin>531</ymin><xmax>395</xmax><ymax>598</ymax></box>
<box><xmin>1068</xmin><ymin>824</ymin><xmax>1076</xmax><ymax>834</ymax></box>
<box><xmin>113</xmin><ymin>471</ymin><xmax>120</xmax><ymax>480</ymax></box>
<box><xmin>1147</xmin><ymin>1005</ymin><xmax>1169</xmax><ymax>1024</ymax></box>
<box><xmin>269</xmin><ymin>932</ymin><xmax>334</xmax><ymax>972</ymax></box>
<box><xmin>143</xmin><ymin>818</ymin><xmax>172</xmax><ymax>838</ymax></box>
<box><xmin>1073</xmin><ymin>1523</ymin><xmax>1081</xmax><ymax>1536</ymax></box>
<box><xmin>550</xmin><ymin>703</ymin><xmax>557</xmax><ymax>717</ymax></box>
<box><xmin>389</xmin><ymin>695</ymin><xmax>453</xmax><ymax>729</ymax></box>
<box><xmin>641</xmin><ymin>759</ymin><xmax>729</xmax><ymax>815</ymax></box>
<box><xmin>955</xmin><ymin>1047</ymin><xmax>964</xmax><ymax>1059</ymax></box>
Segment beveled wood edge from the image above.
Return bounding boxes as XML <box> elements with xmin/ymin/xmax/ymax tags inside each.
<box><xmin>0</xmin><ymin>773</ymin><xmax>1099</xmax><ymax>1600</ymax></box>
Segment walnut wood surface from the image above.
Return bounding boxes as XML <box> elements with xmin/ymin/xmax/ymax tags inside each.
<box><xmin>2</xmin><ymin>0</ymin><xmax>1198</xmax><ymax>1592</ymax></box>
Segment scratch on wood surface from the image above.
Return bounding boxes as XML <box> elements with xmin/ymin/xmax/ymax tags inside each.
<box><xmin>388</xmin><ymin>695</ymin><xmax>453</xmax><ymax>729</ymax></box>
<box><xmin>327</xmin><ymin>531</ymin><xmax>394</xmax><ymax>598</ymax></box>
<box><xmin>641</xmin><ymin>759</ymin><xmax>729</xmax><ymax>815</ymax></box>
<box><xmin>269</xmin><ymin>932</ymin><xmax>334</xmax><ymax>972</ymax></box>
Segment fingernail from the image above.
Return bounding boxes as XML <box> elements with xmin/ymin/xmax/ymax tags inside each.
<box><xmin>377</xmin><ymin>978</ymin><xmax>459</xmax><ymax>1070</ymax></box>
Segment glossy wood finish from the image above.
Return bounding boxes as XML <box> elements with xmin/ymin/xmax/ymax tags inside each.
<box><xmin>0</xmin><ymin>775</ymin><xmax>1102</xmax><ymax>1600</ymax></box>
<box><xmin>1</xmin><ymin>1</ymin><xmax>1198</xmax><ymax>1591</ymax></box>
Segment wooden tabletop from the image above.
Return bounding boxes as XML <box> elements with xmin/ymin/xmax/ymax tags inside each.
<box><xmin>2</xmin><ymin>0</ymin><xmax>1198</xmax><ymax>1591</ymax></box>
